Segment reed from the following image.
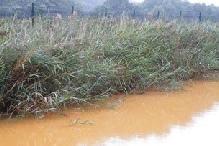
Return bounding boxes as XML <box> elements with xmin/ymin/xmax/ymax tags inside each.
<box><xmin>0</xmin><ymin>17</ymin><xmax>219</xmax><ymax>117</ymax></box>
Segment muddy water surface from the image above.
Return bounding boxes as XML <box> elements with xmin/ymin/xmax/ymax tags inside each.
<box><xmin>1</xmin><ymin>81</ymin><xmax>219</xmax><ymax>146</ymax></box>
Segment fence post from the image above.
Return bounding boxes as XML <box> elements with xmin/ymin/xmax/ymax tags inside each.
<box><xmin>31</xmin><ymin>2</ymin><xmax>35</xmax><ymax>27</ymax></box>
<box><xmin>105</xmin><ymin>8</ymin><xmax>107</xmax><ymax>17</ymax></box>
<box><xmin>199</xmin><ymin>11</ymin><xmax>202</xmax><ymax>22</ymax></box>
<box><xmin>180</xmin><ymin>11</ymin><xmax>182</xmax><ymax>19</ymax></box>
<box><xmin>157</xmin><ymin>11</ymin><xmax>160</xmax><ymax>19</ymax></box>
<box><xmin>72</xmin><ymin>6</ymin><xmax>74</xmax><ymax>14</ymax></box>
<box><xmin>133</xmin><ymin>9</ymin><xmax>136</xmax><ymax>18</ymax></box>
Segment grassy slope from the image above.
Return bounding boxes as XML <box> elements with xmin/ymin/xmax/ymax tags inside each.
<box><xmin>0</xmin><ymin>17</ymin><xmax>219</xmax><ymax>117</ymax></box>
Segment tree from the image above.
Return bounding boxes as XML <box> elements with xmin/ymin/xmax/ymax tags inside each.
<box><xmin>93</xmin><ymin>0</ymin><xmax>133</xmax><ymax>17</ymax></box>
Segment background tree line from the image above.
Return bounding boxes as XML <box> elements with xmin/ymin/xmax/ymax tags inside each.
<box><xmin>92</xmin><ymin>0</ymin><xmax>219</xmax><ymax>21</ymax></box>
<box><xmin>1</xmin><ymin>0</ymin><xmax>219</xmax><ymax>21</ymax></box>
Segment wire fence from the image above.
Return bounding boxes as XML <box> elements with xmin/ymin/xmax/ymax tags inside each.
<box><xmin>146</xmin><ymin>10</ymin><xmax>219</xmax><ymax>22</ymax></box>
<box><xmin>1</xmin><ymin>2</ymin><xmax>219</xmax><ymax>23</ymax></box>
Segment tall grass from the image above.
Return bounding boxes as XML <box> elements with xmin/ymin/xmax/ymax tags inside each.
<box><xmin>0</xmin><ymin>16</ymin><xmax>219</xmax><ymax>117</ymax></box>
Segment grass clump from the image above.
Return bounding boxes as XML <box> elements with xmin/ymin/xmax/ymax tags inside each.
<box><xmin>0</xmin><ymin>16</ymin><xmax>219</xmax><ymax>117</ymax></box>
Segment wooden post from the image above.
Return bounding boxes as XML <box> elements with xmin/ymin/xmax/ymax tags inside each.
<box><xmin>133</xmin><ymin>9</ymin><xmax>136</xmax><ymax>18</ymax></box>
<box><xmin>199</xmin><ymin>11</ymin><xmax>202</xmax><ymax>22</ymax></box>
<box><xmin>157</xmin><ymin>11</ymin><xmax>160</xmax><ymax>19</ymax></box>
<box><xmin>105</xmin><ymin>8</ymin><xmax>107</xmax><ymax>17</ymax></box>
<box><xmin>72</xmin><ymin>6</ymin><xmax>74</xmax><ymax>14</ymax></box>
<box><xmin>31</xmin><ymin>2</ymin><xmax>35</xmax><ymax>27</ymax></box>
<box><xmin>180</xmin><ymin>11</ymin><xmax>182</xmax><ymax>18</ymax></box>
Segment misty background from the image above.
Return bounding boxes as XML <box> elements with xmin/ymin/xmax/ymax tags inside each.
<box><xmin>0</xmin><ymin>0</ymin><xmax>219</xmax><ymax>21</ymax></box>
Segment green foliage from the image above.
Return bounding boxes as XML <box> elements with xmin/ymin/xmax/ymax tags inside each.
<box><xmin>0</xmin><ymin>57</ymin><xmax>5</xmax><ymax>82</ymax></box>
<box><xmin>0</xmin><ymin>17</ymin><xmax>219</xmax><ymax>117</ymax></box>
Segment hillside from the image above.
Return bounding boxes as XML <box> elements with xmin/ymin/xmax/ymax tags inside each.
<box><xmin>73</xmin><ymin>0</ymin><xmax>105</xmax><ymax>12</ymax></box>
<box><xmin>0</xmin><ymin>0</ymin><xmax>106</xmax><ymax>17</ymax></box>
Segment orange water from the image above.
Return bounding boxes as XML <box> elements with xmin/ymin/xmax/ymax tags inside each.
<box><xmin>1</xmin><ymin>80</ymin><xmax>219</xmax><ymax>146</ymax></box>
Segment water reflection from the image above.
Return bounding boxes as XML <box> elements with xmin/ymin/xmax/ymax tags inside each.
<box><xmin>101</xmin><ymin>103</ymin><xmax>219</xmax><ymax>146</ymax></box>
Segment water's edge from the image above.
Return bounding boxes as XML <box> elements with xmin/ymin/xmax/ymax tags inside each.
<box><xmin>1</xmin><ymin>81</ymin><xmax>219</xmax><ymax>146</ymax></box>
